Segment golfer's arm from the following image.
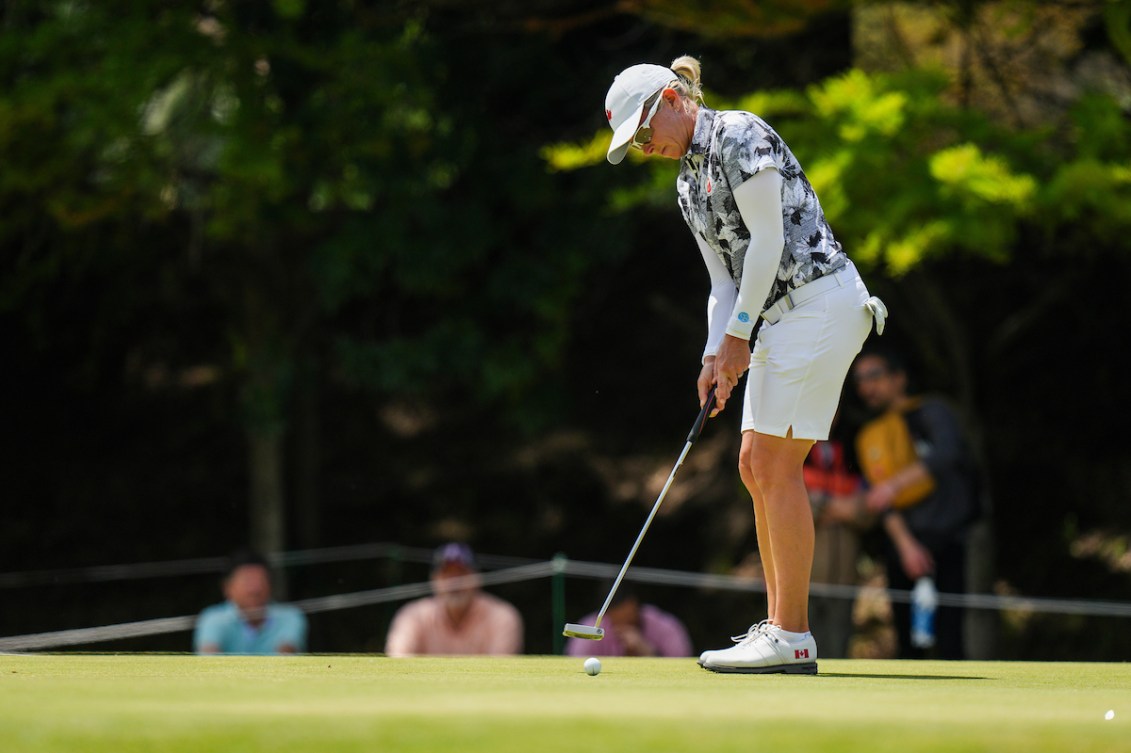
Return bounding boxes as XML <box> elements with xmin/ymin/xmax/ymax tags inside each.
<box><xmin>695</xmin><ymin>234</ymin><xmax>736</xmax><ymax>363</ymax></box>
<box><xmin>727</xmin><ymin>168</ymin><xmax>784</xmax><ymax>340</ymax></box>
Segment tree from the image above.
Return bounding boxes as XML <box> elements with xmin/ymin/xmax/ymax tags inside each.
<box><xmin>1</xmin><ymin>1</ymin><xmax>637</xmax><ymax>561</ymax></box>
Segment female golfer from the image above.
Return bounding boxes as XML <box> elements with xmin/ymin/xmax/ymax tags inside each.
<box><xmin>604</xmin><ymin>56</ymin><xmax>885</xmax><ymax>673</ymax></box>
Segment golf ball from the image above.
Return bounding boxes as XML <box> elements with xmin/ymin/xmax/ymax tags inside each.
<box><xmin>584</xmin><ymin>657</ymin><xmax>601</xmax><ymax>676</ymax></box>
<box><xmin>1105</xmin><ymin>710</ymin><xmax>1115</xmax><ymax>720</ymax></box>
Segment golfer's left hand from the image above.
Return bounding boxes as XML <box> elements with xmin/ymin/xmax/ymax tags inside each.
<box><xmin>698</xmin><ymin>360</ymin><xmax>719</xmax><ymax>417</ymax></box>
<box><xmin>713</xmin><ymin>334</ymin><xmax>750</xmax><ymax>410</ymax></box>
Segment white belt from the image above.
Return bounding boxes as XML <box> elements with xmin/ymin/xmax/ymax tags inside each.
<box><xmin>760</xmin><ymin>265</ymin><xmax>852</xmax><ymax>325</ymax></box>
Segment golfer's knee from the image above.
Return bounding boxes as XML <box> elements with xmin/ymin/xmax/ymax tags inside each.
<box><xmin>747</xmin><ymin>447</ymin><xmax>787</xmax><ymax>489</ymax></box>
<box><xmin>738</xmin><ymin>442</ymin><xmax>757</xmax><ymax>488</ymax></box>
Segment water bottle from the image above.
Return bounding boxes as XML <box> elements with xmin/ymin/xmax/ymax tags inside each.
<box><xmin>910</xmin><ymin>576</ymin><xmax>938</xmax><ymax>649</ymax></box>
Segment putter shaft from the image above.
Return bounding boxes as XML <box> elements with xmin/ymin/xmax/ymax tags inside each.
<box><xmin>562</xmin><ymin>390</ymin><xmax>716</xmax><ymax>642</ymax></box>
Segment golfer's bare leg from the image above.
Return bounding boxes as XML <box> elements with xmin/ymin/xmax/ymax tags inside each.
<box><xmin>739</xmin><ymin>430</ymin><xmax>776</xmax><ymax>623</ymax></box>
<box><xmin>747</xmin><ymin>430</ymin><xmax>816</xmax><ymax>633</ymax></box>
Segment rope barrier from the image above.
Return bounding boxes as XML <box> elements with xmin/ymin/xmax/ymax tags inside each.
<box><xmin>557</xmin><ymin>559</ymin><xmax>1131</xmax><ymax>616</ymax></box>
<box><xmin>0</xmin><ymin>563</ymin><xmax>556</xmax><ymax>652</ymax></box>
<box><xmin>0</xmin><ymin>543</ymin><xmax>538</xmax><ymax>589</ymax></box>
<box><xmin>1</xmin><ymin>549</ymin><xmax>1128</xmax><ymax>652</ymax></box>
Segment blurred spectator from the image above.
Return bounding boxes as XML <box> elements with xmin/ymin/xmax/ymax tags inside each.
<box><xmin>384</xmin><ymin>543</ymin><xmax>523</xmax><ymax>656</ymax></box>
<box><xmin>194</xmin><ymin>550</ymin><xmax>307</xmax><ymax>655</ymax></box>
<box><xmin>566</xmin><ymin>588</ymin><xmax>692</xmax><ymax>657</ymax></box>
<box><xmin>804</xmin><ymin>420</ymin><xmax>873</xmax><ymax>658</ymax></box>
<box><xmin>852</xmin><ymin>348</ymin><xmax>980</xmax><ymax>659</ymax></box>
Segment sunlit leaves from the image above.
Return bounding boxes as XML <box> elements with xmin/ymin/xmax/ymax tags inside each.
<box><xmin>731</xmin><ymin>89</ymin><xmax>810</xmax><ymax>121</ymax></box>
<box><xmin>803</xmin><ymin>149</ymin><xmax>853</xmax><ymax>225</ymax></box>
<box><xmin>857</xmin><ymin>220</ymin><xmax>951</xmax><ymax>273</ymax></box>
<box><xmin>550</xmin><ymin>62</ymin><xmax>1129</xmax><ymax>276</ymax></box>
<box><xmin>541</xmin><ymin>131</ymin><xmax>610</xmax><ymax>172</ymax></box>
<box><xmin>808</xmin><ymin>69</ymin><xmax>908</xmax><ymax>141</ymax></box>
<box><xmin>1042</xmin><ymin>159</ymin><xmax>1131</xmax><ymax>243</ymax></box>
<box><xmin>930</xmin><ymin>144</ymin><xmax>1037</xmax><ymax>208</ymax></box>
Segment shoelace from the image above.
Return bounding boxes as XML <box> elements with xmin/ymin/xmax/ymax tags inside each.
<box><xmin>730</xmin><ymin>620</ymin><xmax>773</xmax><ymax>645</ymax></box>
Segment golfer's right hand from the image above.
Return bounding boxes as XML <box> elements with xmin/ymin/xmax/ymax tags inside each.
<box><xmin>712</xmin><ymin>334</ymin><xmax>750</xmax><ymax>411</ymax></box>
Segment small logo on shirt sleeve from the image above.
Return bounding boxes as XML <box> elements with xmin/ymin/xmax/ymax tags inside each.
<box><xmin>737</xmin><ymin>312</ymin><xmax>751</xmax><ymax>323</ymax></box>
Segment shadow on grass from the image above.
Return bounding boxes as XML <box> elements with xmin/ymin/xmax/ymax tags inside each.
<box><xmin>818</xmin><ymin>672</ymin><xmax>987</xmax><ymax>681</ymax></box>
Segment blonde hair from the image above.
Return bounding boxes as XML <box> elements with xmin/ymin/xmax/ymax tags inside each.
<box><xmin>670</xmin><ymin>55</ymin><xmax>704</xmax><ymax>102</ymax></box>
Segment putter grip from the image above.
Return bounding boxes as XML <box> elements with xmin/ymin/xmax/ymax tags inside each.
<box><xmin>686</xmin><ymin>386</ymin><xmax>717</xmax><ymax>444</ymax></box>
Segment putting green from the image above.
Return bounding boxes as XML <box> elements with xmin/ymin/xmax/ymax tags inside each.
<box><xmin>0</xmin><ymin>654</ymin><xmax>1125</xmax><ymax>752</ymax></box>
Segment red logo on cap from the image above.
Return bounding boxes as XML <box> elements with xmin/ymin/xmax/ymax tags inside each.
<box><xmin>606</xmin><ymin>108</ymin><xmax>612</xmax><ymax>122</ymax></box>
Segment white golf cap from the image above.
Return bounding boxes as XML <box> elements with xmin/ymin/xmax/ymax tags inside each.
<box><xmin>604</xmin><ymin>63</ymin><xmax>677</xmax><ymax>165</ymax></box>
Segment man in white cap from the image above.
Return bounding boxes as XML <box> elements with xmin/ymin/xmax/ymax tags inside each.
<box><xmin>384</xmin><ymin>543</ymin><xmax>524</xmax><ymax>656</ymax></box>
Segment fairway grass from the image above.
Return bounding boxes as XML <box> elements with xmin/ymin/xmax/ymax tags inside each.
<box><xmin>1</xmin><ymin>654</ymin><xmax>1127</xmax><ymax>753</ymax></box>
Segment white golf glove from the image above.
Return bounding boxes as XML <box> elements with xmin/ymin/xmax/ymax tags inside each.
<box><xmin>864</xmin><ymin>296</ymin><xmax>888</xmax><ymax>335</ymax></box>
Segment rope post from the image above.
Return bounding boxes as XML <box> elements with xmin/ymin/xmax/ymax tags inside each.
<box><xmin>551</xmin><ymin>553</ymin><xmax>567</xmax><ymax>655</ymax></box>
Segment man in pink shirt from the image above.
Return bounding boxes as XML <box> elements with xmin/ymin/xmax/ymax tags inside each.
<box><xmin>384</xmin><ymin>543</ymin><xmax>524</xmax><ymax>656</ymax></box>
<box><xmin>565</xmin><ymin>589</ymin><xmax>692</xmax><ymax>657</ymax></box>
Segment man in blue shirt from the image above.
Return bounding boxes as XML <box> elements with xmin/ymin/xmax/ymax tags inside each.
<box><xmin>194</xmin><ymin>551</ymin><xmax>307</xmax><ymax>655</ymax></box>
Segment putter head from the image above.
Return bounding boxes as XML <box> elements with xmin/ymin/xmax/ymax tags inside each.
<box><xmin>562</xmin><ymin>623</ymin><xmax>604</xmax><ymax>640</ymax></box>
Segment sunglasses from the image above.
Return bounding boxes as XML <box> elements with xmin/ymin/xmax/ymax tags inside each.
<box><xmin>631</xmin><ymin>90</ymin><xmax>664</xmax><ymax>149</ymax></box>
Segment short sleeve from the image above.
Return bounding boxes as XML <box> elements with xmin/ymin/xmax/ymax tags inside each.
<box><xmin>193</xmin><ymin>605</ymin><xmax>227</xmax><ymax>652</ymax></box>
<box><xmin>275</xmin><ymin>606</ymin><xmax>308</xmax><ymax>651</ymax></box>
<box><xmin>718</xmin><ymin>116</ymin><xmax>780</xmax><ymax>193</ymax></box>
<box><xmin>384</xmin><ymin>601</ymin><xmax>423</xmax><ymax>657</ymax></box>
<box><xmin>642</xmin><ymin>605</ymin><xmax>693</xmax><ymax>657</ymax></box>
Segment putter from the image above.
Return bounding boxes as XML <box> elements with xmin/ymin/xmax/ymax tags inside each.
<box><xmin>563</xmin><ymin>386</ymin><xmax>717</xmax><ymax>640</ymax></box>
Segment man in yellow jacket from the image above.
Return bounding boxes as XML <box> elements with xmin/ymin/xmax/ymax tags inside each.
<box><xmin>853</xmin><ymin>349</ymin><xmax>981</xmax><ymax>659</ymax></box>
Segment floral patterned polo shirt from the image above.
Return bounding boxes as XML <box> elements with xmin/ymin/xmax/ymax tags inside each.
<box><xmin>676</xmin><ymin>106</ymin><xmax>846</xmax><ymax>312</ymax></box>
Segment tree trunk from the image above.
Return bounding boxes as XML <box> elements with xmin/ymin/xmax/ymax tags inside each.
<box><xmin>292</xmin><ymin>354</ymin><xmax>321</xmax><ymax>550</ymax></box>
<box><xmin>964</xmin><ymin>517</ymin><xmax>998</xmax><ymax>659</ymax></box>
<box><xmin>248</xmin><ymin>426</ymin><xmax>288</xmax><ymax>597</ymax></box>
<box><xmin>240</xmin><ymin>276</ymin><xmax>293</xmax><ymax>596</ymax></box>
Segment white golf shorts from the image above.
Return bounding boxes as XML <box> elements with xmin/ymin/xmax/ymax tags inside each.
<box><xmin>741</xmin><ymin>261</ymin><xmax>874</xmax><ymax>441</ymax></box>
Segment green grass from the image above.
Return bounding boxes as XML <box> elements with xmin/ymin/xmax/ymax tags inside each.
<box><xmin>0</xmin><ymin>654</ymin><xmax>1126</xmax><ymax>752</ymax></box>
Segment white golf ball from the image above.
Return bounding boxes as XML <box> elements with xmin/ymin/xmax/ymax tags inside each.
<box><xmin>1105</xmin><ymin>710</ymin><xmax>1115</xmax><ymax>720</ymax></box>
<box><xmin>583</xmin><ymin>657</ymin><xmax>601</xmax><ymax>676</ymax></box>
